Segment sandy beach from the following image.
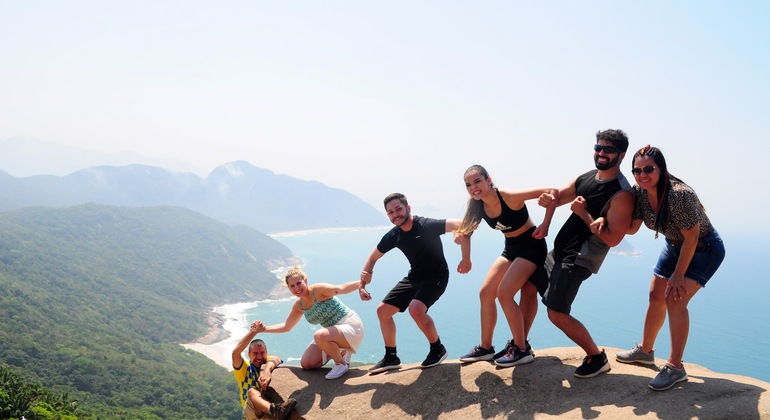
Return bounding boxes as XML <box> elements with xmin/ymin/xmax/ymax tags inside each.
<box><xmin>181</xmin><ymin>302</ymin><xmax>260</xmax><ymax>371</ymax></box>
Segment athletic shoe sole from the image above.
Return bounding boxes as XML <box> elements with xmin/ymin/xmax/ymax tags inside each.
<box><xmin>459</xmin><ymin>354</ymin><xmax>495</xmax><ymax>363</ymax></box>
<box><xmin>421</xmin><ymin>351</ymin><xmax>448</xmax><ymax>369</ymax></box>
<box><xmin>368</xmin><ymin>364</ymin><xmax>401</xmax><ymax>375</ymax></box>
<box><xmin>615</xmin><ymin>356</ymin><xmax>656</xmax><ymax>365</ymax></box>
<box><xmin>573</xmin><ymin>362</ymin><xmax>611</xmax><ymax>378</ymax></box>
<box><xmin>494</xmin><ymin>354</ymin><xmax>535</xmax><ymax>368</ymax></box>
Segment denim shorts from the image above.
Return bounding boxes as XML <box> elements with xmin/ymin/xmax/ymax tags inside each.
<box><xmin>654</xmin><ymin>229</ymin><xmax>725</xmax><ymax>287</ymax></box>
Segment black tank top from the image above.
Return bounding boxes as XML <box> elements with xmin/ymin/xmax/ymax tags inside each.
<box><xmin>481</xmin><ymin>189</ymin><xmax>530</xmax><ymax>234</ymax></box>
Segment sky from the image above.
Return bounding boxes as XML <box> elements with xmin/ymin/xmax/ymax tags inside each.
<box><xmin>1</xmin><ymin>1</ymin><xmax>768</xmax><ymax>232</ymax></box>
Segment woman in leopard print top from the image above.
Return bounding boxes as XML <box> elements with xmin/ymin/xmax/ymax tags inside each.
<box><xmin>616</xmin><ymin>145</ymin><xmax>725</xmax><ymax>391</ymax></box>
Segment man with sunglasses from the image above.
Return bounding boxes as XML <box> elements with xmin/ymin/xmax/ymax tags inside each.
<box><xmin>532</xmin><ymin>129</ymin><xmax>634</xmax><ymax>378</ymax></box>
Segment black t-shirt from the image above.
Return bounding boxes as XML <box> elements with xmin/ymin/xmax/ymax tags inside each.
<box><xmin>553</xmin><ymin>170</ymin><xmax>627</xmax><ymax>263</ymax></box>
<box><xmin>376</xmin><ymin>215</ymin><xmax>449</xmax><ymax>280</ymax></box>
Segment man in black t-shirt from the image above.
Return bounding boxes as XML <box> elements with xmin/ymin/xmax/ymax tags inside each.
<box><xmin>360</xmin><ymin>192</ymin><xmax>470</xmax><ymax>374</ymax></box>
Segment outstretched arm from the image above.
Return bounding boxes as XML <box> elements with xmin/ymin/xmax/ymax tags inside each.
<box><xmin>231</xmin><ymin>320</ymin><xmax>263</xmax><ymax>369</ymax></box>
<box><xmin>262</xmin><ymin>302</ymin><xmax>303</xmax><ymax>334</ymax></box>
<box><xmin>312</xmin><ymin>281</ymin><xmax>365</xmax><ymax>301</ymax></box>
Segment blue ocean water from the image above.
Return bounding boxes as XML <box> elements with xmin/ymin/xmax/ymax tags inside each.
<box><xmin>242</xmin><ymin>226</ymin><xmax>768</xmax><ymax>383</ymax></box>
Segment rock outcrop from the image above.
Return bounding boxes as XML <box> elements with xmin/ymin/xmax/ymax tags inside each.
<box><xmin>269</xmin><ymin>347</ymin><xmax>770</xmax><ymax>419</ymax></box>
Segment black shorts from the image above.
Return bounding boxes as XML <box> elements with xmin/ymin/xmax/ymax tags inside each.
<box><xmin>501</xmin><ymin>227</ymin><xmax>548</xmax><ymax>265</ymax></box>
<box><xmin>382</xmin><ymin>275</ymin><xmax>449</xmax><ymax>312</ymax></box>
<box><xmin>537</xmin><ymin>252</ymin><xmax>592</xmax><ymax>314</ymax></box>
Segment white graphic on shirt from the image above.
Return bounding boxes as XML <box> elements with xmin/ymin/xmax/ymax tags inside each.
<box><xmin>494</xmin><ymin>222</ymin><xmax>512</xmax><ymax>231</ymax></box>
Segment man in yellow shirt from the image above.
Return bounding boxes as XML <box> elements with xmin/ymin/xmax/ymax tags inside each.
<box><xmin>232</xmin><ymin>321</ymin><xmax>296</xmax><ymax>420</ymax></box>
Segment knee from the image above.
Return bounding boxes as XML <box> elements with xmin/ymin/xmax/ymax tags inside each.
<box><xmin>665</xmin><ymin>296</ymin><xmax>689</xmax><ymax>313</ymax></box>
<box><xmin>246</xmin><ymin>387</ymin><xmax>263</xmax><ymax>401</ymax></box>
<box><xmin>547</xmin><ymin>309</ymin><xmax>567</xmax><ymax>327</ymax></box>
<box><xmin>408</xmin><ymin>304</ymin><xmax>428</xmax><ymax>322</ymax></box>
<box><xmin>376</xmin><ymin>304</ymin><xmax>390</xmax><ymax>320</ymax></box>
<box><xmin>648</xmin><ymin>289</ymin><xmax>665</xmax><ymax>307</ymax></box>
<box><xmin>313</xmin><ymin>329</ymin><xmax>329</xmax><ymax>343</ymax></box>
<box><xmin>479</xmin><ymin>284</ymin><xmax>497</xmax><ymax>302</ymax></box>
<box><xmin>496</xmin><ymin>283</ymin><xmax>517</xmax><ymax>301</ymax></box>
<box><xmin>301</xmin><ymin>360</ymin><xmax>319</xmax><ymax>370</ymax></box>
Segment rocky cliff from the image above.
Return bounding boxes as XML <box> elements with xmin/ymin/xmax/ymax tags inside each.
<box><xmin>268</xmin><ymin>347</ymin><xmax>770</xmax><ymax>419</ymax></box>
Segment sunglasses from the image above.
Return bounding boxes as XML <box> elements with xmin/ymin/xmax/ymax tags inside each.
<box><xmin>594</xmin><ymin>144</ymin><xmax>620</xmax><ymax>154</ymax></box>
<box><xmin>631</xmin><ymin>165</ymin><xmax>656</xmax><ymax>176</ymax></box>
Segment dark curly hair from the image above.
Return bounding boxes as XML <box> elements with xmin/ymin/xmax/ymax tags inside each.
<box><xmin>596</xmin><ymin>129</ymin><xmax>629</xmax><ymax>152</ymax></box>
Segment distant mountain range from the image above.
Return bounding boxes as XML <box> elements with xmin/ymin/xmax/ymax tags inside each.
<box><xmin>0</xmin><ymin>160</ymin><xmax>385</xmax><ymax>234</ymax></box>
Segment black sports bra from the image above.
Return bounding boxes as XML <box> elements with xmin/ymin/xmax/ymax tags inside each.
<box><xmin>481</xmin><ymin>189</ymin><xmax>530</xmax><ymax>233</ymax></box>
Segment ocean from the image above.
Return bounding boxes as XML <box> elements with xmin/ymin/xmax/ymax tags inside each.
<box><xmin>211</xmin><ymin>225</ymin><xmax>769</xmax><ymax>383</ymax></box>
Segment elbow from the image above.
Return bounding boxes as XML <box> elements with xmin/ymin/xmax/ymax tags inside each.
<box><xmin>604</xmin><ymin>234</ymin><xmax>624</xmax><ymax>248</ymax></box>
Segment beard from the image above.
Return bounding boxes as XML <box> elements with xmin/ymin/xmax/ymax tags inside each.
<box><xmin>594</xmin><ymin>154</ymin><xmax>619</xmax><ymax>170</ymax></box>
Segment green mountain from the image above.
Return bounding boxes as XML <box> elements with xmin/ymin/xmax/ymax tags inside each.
<box><xmin>0</xmin><ymin>204</ymin><xmax>298</xmax><ymax>419</ymax></box>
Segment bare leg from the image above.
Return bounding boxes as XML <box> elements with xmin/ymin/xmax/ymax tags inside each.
<box><xmin>548</xmin><ymin>308</ymin><xmax>600</xmax><ymax>356</ymax></box>
<box><xmin>377</xmin><ymin>302</ymin><xmax>400</xmax><ymax>347</ymax></box>
<box><xmin>305</xmin><ymin>326</ymin><xmax>352</xmax><ymax>366</ymax></box>
<box><xmin>641</xmin><ymin>276</ymin><xmax>668</xmax><ymax>352</ymax></box>
<box><xmin>245</xmin><ymin>388</ymin><xmax>272</xmax><ymax>416</ymax></box>
<box><xmin>666</xmin><ymin>278</ymin><xmax>701</xmax><ymax>368</ymax></box>
<box><xmin>497</xmin><ymin>258</ymin><xmax>536</xmax><ymax>348</ymax></box>
<box><xmin>408</xmin><ymin>299</ymin><xmax>438</xmax><ymax>343</ymax></box>
<box><xmin>520</xmin><ymin>281</ymin><xmax>539</xmax><ymax>339</ymax></box>
<box><xmin>478</xmin><ymin>257</ymin><xmax>510</xmax><ymax>348</ymax></box>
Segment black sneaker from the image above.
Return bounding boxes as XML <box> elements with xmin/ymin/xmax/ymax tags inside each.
<box><xmin>459</xmin><ymin>345</ymin><xmax>495</xmax><ymax>362</ymax></box>
<box><xmin>368</xmin><ymin>356</ymin><xmax>401</xmax><ymax>374</ymax></box>
<box><xmin>272</xmin><ymin>398</ymin><xmax>297</xmax><ymax>420</ymax></box>
<box><xmin>493</xmin><ymin>339</ymin><xmax>534</xmax><ymax>359</ymax></box>
<box><xmin>494</xmin><ymin>345</ymin><xmax>534</xmax><ymax>367</ymax></box>
<box><xmin>574</xmin><ymin>350</ymin><xmax>611</xmax><ymax>378</ymax></box>
<box><xmin>493</xmin><ymin>339</ymin><xmax>513</xmax><ymax>360</ymax></box>
<box><xmin>421</xmin><ymin>345</ymin><xmax>448</xmax><ymax>368</ymax></box>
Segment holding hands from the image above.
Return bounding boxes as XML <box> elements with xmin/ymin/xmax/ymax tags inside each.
<box><xmin>250</xmin><ymin>320</ymin><xmax>266</xmax><ymax>333</ymax></box>
<box><xmin>359</xmin><ymin>271</ymin><xmax>372</xmax><ymax>301</ymax></box>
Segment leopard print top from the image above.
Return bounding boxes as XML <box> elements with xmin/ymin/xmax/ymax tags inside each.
<box><xmin>632</xmin><ymin>180</ymin><xmax>713</xmax><ymax>241</ymax></box>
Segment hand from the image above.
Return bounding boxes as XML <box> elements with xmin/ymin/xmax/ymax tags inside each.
<box><xmin>532</xmin><ymin>224</ymin><xmax>549</xmax><ymax>239</ymax></box>
<box><xmin>665</xmin><ymin>274</ymin><xmax>687</xmax><ymax>301</ymax></box>
<box><xmin>453</xmin><ymin>231</ymin><xmax>468</xmax><ymax>245</ymax></box>
<box><xmin>457</xmin><ymin>258</ymin><xmax>471</xmax><ymax>274</ymax></box>
<box><xmin>250</xmin><ymin>320</ymin><xmax>266</xmax><ymax>333</ymax></box>
<box><xmin>258</xmin><ymin>368</ymin><xmax>271</xmax><ymax>390</ymax></box>
<box><xmin>359</xmin><ymin>287</ymin><xmax>372</xmax><ymax>301</ymax></box>
<box><xmin>570</xmin><ymin>196</ymin><xmax>587</xmax><ymax>216</ymax></box>
<box><xmin>360</xmin><ymin>270</ymin><xmax>372</xmax><ymax>285</ymax></box>
<box><xmin>537</xmin><ymin>192</ymin><xmax>555</xmax><ymax>208</ymax></box>
<box><xmin>590</xmin><ymin>217</ymin><xmax>605</xmax><ymax>235</ymax></box>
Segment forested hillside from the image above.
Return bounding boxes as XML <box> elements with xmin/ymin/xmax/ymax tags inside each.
<box><xmin>0</xmin><ymin>204</ymin><xmax>298</xmax><ymax>419</ymax></box>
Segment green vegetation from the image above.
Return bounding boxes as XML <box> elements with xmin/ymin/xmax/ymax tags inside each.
<box><xmin>0</xmin><ymin>204</ymin><xmax>297</xmax><ymax>419</ymax></box>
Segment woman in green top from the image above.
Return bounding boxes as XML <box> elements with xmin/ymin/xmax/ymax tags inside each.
<box><xmin>257</xmin><ymin>266</ymin><xmax>366</xmax><ymax>380</ymax></box>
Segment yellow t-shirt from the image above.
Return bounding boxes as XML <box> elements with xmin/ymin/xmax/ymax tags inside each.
<box><xmin>233</xmin><ymin>356</ymin><xmax>281</xmax><ymax>407</ymax></box>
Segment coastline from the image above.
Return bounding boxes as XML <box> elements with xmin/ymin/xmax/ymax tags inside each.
<box><xmin>181</xmin><ymin>302</ymin><xmax>261</xmax><ymax>371</ymax></box>
<box><xmin>181</xmin><ymin>297</ymin><xmax>295</xmax><ymax>371</ymax></box>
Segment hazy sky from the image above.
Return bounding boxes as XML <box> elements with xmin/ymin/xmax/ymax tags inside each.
<box><xmin>1</xmin><ymin>1</ymin><xmax>768</xmax><ymax>231</ymax></box>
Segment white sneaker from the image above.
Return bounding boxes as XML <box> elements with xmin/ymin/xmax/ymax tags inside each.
<box><xmin>342</xmin><ymin>350</ymin><xmax>352</xmax><ymax>365</ymax></box>
<box><xmin>325</xmin><ymin>362</ymin><xmax>349</xmax><ymax>380</ymax></box>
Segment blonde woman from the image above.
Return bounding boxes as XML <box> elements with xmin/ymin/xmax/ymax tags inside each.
<box><xmin>256</xmin><ymin>266</ymin><xmax>365</xmax><ymax>380</ymax></box>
